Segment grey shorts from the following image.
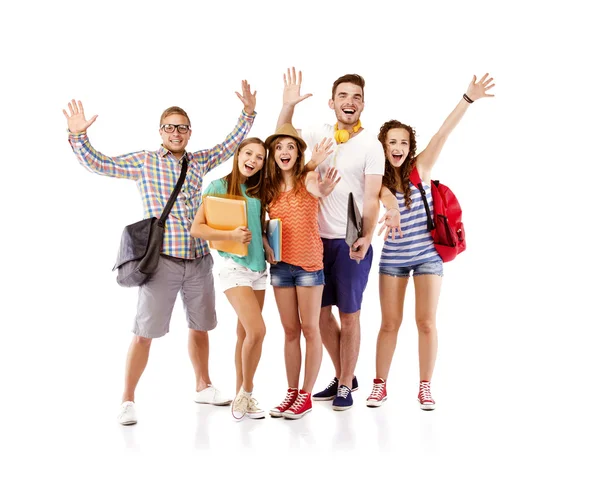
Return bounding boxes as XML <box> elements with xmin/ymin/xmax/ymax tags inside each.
<box><xmin>133</xmin><ymin>254</ymin><xmax>217</xmax><ymax>338</ymax></box>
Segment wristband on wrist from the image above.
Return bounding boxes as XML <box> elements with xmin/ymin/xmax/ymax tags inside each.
<box><xmin>386</xmin><ymin>207</ymin><xmax>401</xmax><ymax>214</ymax></box>
<box><xmin>463</xmin><ymin>93</ymin><xmax>474</xmax><ymax>104</ymax></box>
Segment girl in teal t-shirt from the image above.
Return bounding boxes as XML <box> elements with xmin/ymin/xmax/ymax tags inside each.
<box><xmin>191</xmin><ymin>137</ymin><xmax>268</xmax><ymax>420</ymax></box>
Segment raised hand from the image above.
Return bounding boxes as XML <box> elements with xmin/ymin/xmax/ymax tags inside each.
<box><xmin>232</xmin><ymin>226</ymin><xmax>252</xmax><ymax>244</ymax></box>
<box><xmin>63</xmin><ymin>100</ymin><xmax>98</xmax><ymax>134</ymax></box>
<box><xmin>317</xmin><ymin>167</ymin><xmax>341</xmax><ymax>197</ymax></box>
<box><xmin>236</xmin><ymin>80</ymin><xmax>257</xmax><ymax>114</ymax></box>
<box><xmin>465</xmin><ymin>73</ymin><xmax>496</xmax><ymax>102</ymax></box>
<box><xmin>377</xmin><ymin>208</ymin><xmax>402</xmax><ymax>240</ymax></box>
<box><xmin>282</xmin><ymin>67</ymin><xmax>312</xmax><ymax>106</ymax></box>
<box><xmin>311</xmin><ymin>138</ymin><xmax>334</xmax><ymax>166</ymax></box>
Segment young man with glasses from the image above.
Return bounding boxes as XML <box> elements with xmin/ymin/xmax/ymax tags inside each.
<box><xmin>63</xmin><ymin>81</ymin><xmax>257</xmax><ymax>425</ymax></box>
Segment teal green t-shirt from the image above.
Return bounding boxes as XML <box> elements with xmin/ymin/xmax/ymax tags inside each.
<box><xmin>202</xmin><ymin>179</ymin><xmax>266</xmax><ymax>272</ymax></box>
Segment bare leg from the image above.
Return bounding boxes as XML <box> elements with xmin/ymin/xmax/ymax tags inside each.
<box><xmin>297</xmin><ymin>286</ymin><xmax>324</xmax><ymax>393</ymax></box>
<box><xmin>273</xmin><ymin>287</ymin><xmax>301</xmax><ymax>389</ymax></box>
<box><xmin>338</xmin><ymin>310</ymin><xmax>361</xmax><ymax>388</ymax></box>
<box><xmin>122</xmin><ymin>336</ymin><xmax>152</xmax><ymax>403</ymax></box>
<box><xmin>413</xmin><ymin>275</ymin><xmax>442</xmax><ymax>381</ymax></box>
<box><xmin>319</xmin><ymin>306</ymin><xmax>341</xmax><ymax>377</ymax></box>
<box><xmin>375</xmin><ymin>274</ymin><xmax>409</xmax><ymax>380</ymax></box>
<box><xmin>226</xmin><ymin>287</ymin><xmax>266</xmax><ymax>393</ymax></box>
<box><xmin>234</xmin><ymin>319</ymin><xmax>245</xmax><ymax>394</ymax></box>
<box><xmin>188</xmin><ymin>330</ymin><xmax>211</xmax><ymax>392</ymax></box>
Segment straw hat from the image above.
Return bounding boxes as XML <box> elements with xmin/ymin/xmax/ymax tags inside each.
<box><xmin>264</xmin><ymin>123</ymin><xmax>307</xmax><ymax>152</ymax></box>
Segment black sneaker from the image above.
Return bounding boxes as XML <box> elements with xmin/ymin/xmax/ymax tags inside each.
<box><xmin>313</xmin><ymin>377</ymin><xmax>339</xmax><ymax>401</ymax></box>
<box><xmin>313</xmin><ymin>376</ymin><xmax>359</xmax><ymax>401</ymax></box>
<box><xmin>332</xmin><ymin>385</ymin><xmax>353</xmax><ymax>411</ymax></box>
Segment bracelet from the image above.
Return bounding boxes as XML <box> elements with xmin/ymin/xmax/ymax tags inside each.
<box><xmin>463</xmin><ymin>93</ymin><xmax>474</xmax><ymax>104</ymax></box>
<box><xmin>386</xmin><ymin>207</ymin><xmax>401</xmax><ymax>214</ymax></box>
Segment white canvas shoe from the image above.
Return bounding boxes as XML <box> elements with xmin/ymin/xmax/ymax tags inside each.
<box><xmin>118</xmin><ymin>401</ymin><xmax>137</xmax><ymax>425</ymax></box>
<box><xmin>194</xmin><ymin>384</ymin><xmax>232</xmax><ymax>406</ymax></box>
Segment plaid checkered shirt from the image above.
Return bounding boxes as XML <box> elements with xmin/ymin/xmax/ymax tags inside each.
<box><xmin>68</xmin><ymin>110</ymin><xmax>255</xmax><ymax>259</ymax></box>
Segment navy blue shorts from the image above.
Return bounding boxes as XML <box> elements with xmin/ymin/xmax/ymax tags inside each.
<box><xmin>270</xmin><ymin>261</ymin><xmax>325</xmax><ymax>287</ymax></box>
<box><xmin>321</xmin><ymin>238</ymin><xmax>373</xmax><ymax>314</ymax></box>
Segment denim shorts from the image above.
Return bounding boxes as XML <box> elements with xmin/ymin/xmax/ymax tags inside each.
<box><xmin>270</xmin><ymin>261</ymin><xmax>325</xmax><ymax>287</ymax></box>
<box><xmin>379</xmin><ymin>258</ymin><xmax>444</xmax><ymax>278</ymax></box>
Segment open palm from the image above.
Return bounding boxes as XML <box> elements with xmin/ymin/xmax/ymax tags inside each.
<box><xmin>283</xmin><ymin>67</ymin><xmax>312</xmax><ymax>106</ymax></box>
<box><xmin>465</xmin><ymin>73</ymin><xmax>495</xmax><ymax>102</ymax></box>
<box><xmin>63</xmin><ymin>100</ymin><xmax>98</xmax><ymax>133</ymax></box>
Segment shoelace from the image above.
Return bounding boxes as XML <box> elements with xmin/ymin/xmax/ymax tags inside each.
<box><xmin>247</xmin><ymin>398</ymin><xmax>261</xmax><ymax>412</ymax></box>
<box><xmin>337</xmin><ymin>386</ymin><xmax>350</xmax><ymax>399</ymax></box>
<box><xmin>289</xmin><ymin>393</ymin><xmax>308</xmax><ymax>412</ymax></box>
<box><xmin>278</xmin><ymin>390</ymin><xmax>297</xmax><ymax>410</ymax></box>
<box><xmin>419</xmin><ymin>382</ymin><xmax>433</xmax><ymax>403</ymax></box>
<box><xmin>325</xmin><ymin>378</ymin><xmax>338</xmax><ymax>390</ymax></box>
<box><xmin>369</xmin><ymin>382</ymin><xmax>385</xmax><ymax>399</ymax></box>
<box><xmin>233</xmin><ymin>395</ymin><xmax>250</xmax><ymax>412</ymax></box>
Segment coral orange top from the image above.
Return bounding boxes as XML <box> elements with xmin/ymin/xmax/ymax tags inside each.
<box><xmin>268</xmin><ymin>183</ymin><xmax>323</xmax><ymax>271</ymax></box>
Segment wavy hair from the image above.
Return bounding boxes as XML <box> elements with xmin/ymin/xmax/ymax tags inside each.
<box><xmin>377</xmin><ymin>120</ymin><xmax>417</xmax><ymax>209</ymax></box>
<box><xmin>262</xmin><ymin>136</ymin><xmax>306</xmax><ymax>210</ymax></box>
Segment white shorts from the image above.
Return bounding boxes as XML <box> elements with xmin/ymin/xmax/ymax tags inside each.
<box><xmin>219</xmin><ymin>258</ymin><xmax>268</xmax><ymax>292</ymax></box>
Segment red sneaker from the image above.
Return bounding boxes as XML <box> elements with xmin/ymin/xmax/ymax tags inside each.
<box><xmin>418</xmin><ymin>381</ymin><xmax>436</xmax><ymax>410</ymax></box>
<box><xmin>269</xmin><ymin>388</ymin><xmax>298</xmax><ymax>418</ymax></box>
<box><xmin>283</xmin><ymin>390</ymin><xmax>312</xmax><ymax>419</ymax></box>
<box><xmin>366</xmin><ymin>378</ymin><xmax>387</xmax><ymax>407</ymax></box>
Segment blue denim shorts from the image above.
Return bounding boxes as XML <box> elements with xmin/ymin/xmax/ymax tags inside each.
<box><xmin>379</xmin><ymin>258</ymin><xmax>444</xmax><ymax>278</ymax></box>
<box><xmin>270</xmin><ymin>261</ymin><xmax>325</xmax><ymax>287</ymax></box>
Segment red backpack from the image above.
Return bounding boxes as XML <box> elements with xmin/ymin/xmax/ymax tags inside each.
<box><xmin>409</xmin><ymin>167</ymin><xmax>466</xmax><ymax>263</ymax></box>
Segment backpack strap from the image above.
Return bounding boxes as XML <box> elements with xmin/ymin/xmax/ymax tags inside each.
<box><xmin>409</xmin><ymin>166</ymin><xmax>435</xmax><ymax>231</ymax></box>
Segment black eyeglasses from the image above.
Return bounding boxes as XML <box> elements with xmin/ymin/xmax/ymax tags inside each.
<box><xmin>161</xmin><ymin>124</ymin><xmax>190</xmax><ymax>134</ymax></box>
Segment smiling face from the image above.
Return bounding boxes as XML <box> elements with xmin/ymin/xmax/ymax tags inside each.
<box><xmin>159</xmin><ymin>114</ymin><xmax>191</xmax><ymax>156</ymax></box>
<box><xmin>329</xmin><ymin>81</ymin><xmax>364</xmax><ymax>129</ymax></box>
<box><xmin>385</xmin><ymin>128</ymin><xmax>411</xmax><ymax>167</ymax></box>
<box><xmin>237</xmin><ymin>142</ymin><xmax>266</xmax><ymax>181</ymax></box>
<box><xmin>273</xmin><ymin>137</ymin><xmax>299</xmax><ymax>172</ymax></box>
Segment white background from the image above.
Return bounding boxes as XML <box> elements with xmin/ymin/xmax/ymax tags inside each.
<box><xmin>1</xmin><ymin>0</ymin><xmax>598</xmax><ymax>483</ymax></box>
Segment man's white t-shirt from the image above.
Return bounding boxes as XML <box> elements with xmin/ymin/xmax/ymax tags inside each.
<box><xmin>303</xmin><ymin>124</ymin><xmax>385</xmax><ymax>239</ymax></box>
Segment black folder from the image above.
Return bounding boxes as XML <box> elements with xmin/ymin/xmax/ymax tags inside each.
<box><xmin>345</xmin><ymin>192</ymin><xmax>362</xmax><ymax>251</ymax></box>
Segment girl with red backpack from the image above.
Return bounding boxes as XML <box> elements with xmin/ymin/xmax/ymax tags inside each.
<box><xmin>367</xmin><ymin>74</ymin><xmax>495</xmax><ymax>410</ymax></box>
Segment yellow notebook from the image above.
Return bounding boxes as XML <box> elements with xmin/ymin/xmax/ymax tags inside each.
<box><xmin>203</xmin><ymin>194</ymin><xmax>248</xmax><ymax>257</ymax></box>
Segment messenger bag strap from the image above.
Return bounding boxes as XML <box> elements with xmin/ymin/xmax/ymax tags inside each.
<box><xmin>158</xmin><ymin>154</ymin><xmax>189</xmax><ymax>225</ymax></box>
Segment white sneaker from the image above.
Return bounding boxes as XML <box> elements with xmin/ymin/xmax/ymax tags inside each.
<box><xmin>231</xmin><ymin>390</ymin><xmax>249</xmax><ymax>421</ymax></box>
<box><xmin>194</xmin><ymin>384</ymin><xmax>232</xmax><ymax>406</ymax></box>
<box><xmin>118</xmin><ymin>401</ymin><xmax>137</xmax><ymax>425</ymax></box>
<box><xmin>246</xmin><ymin>397</ymin><xmax>265</xmax><ymax>419</ymax></box>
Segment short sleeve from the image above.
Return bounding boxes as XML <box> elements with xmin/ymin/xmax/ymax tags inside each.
<box><xmin>365</xmin><ymin>137</ymin><xmax>385</xmax><ymax>175</ymax></box>
<box><xmin>201</xmin><ymin>179</ymin><xmax>226</xmax><ymax>200</ymax></box>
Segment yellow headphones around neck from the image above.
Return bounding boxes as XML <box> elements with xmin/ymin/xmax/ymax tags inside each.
<box><xmin>334</xmin><ymin>120</ymin><xmax>362</xmax><ymax>144</ymax></box>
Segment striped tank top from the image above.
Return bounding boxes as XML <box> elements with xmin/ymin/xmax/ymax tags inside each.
<box><xmin>268</xmin><ymin>183</ymin><xmax>324</xmax><ymax>271</ymax></box>
<box><xmin>380</xmin><ymin>182</ymin><xmax>441</xmax><ymax>267</ymax></box>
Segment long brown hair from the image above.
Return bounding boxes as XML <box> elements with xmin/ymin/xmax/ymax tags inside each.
<box><xmin>262</xmin><ymin>136</ymin><xmax>306</xmax><ymax>209</ymax></box>
<box><xmin>378</xmin><ymin>120</ymin><xmax>417</xmax><ymax>209</ymax></box>
<box><xmin>223</xmin><ymin>138</ymin><xmax>266</xmax><ymax>197</ymax></box>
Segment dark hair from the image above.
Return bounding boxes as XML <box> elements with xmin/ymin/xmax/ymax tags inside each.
<box><xmin>160</xmin><ymin>106</ymin><xmax>191</xmax><ymax>126</ymax></box>
<box><xmin>262</xmin><ymin>136</ymin><xmax>306</xmax><ymax>210</ymax></box>
<box><xmin>332</xmin><ymin>74</ymin><xmax>365</xmax><ymax>100</ymax></box>
<box><xmin>377</xmin><ymin>120</ymin><xmax>417</xmax><ymax>209</ymax></box>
